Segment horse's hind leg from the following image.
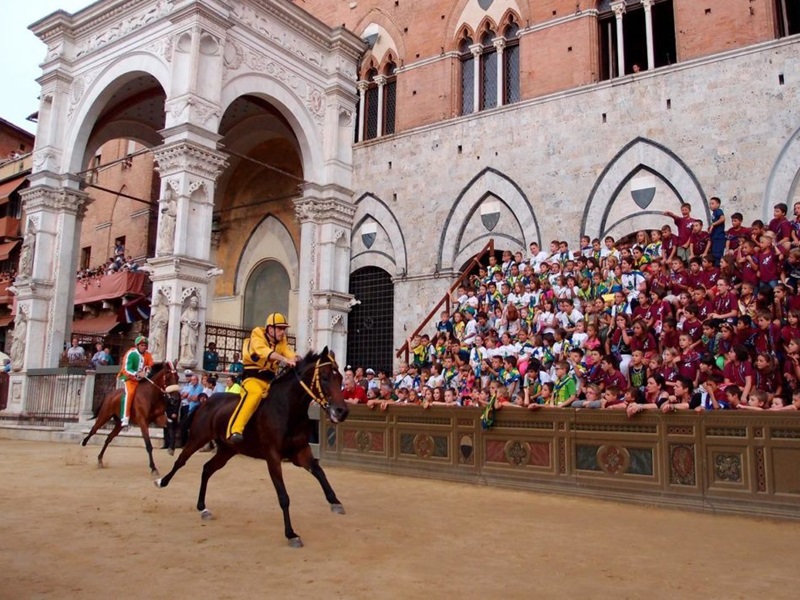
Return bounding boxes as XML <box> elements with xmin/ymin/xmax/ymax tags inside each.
<box><xmin>293</xmin><ymin>445</ymin><xmax>345</xmax><ymax>514</ymax></box>
<box><xmin>97</xmin><ymin>418</ymin><xmax>123</xmax><ymax>468</ymax></box>
<box><xmin>195</xmin><ymin>445</ymin><xmax>236</xmax><ymax>520</ymax></box>
<box><xmin>266</xmin><ymin>452</ymin><xmax>302</xmax><ymax>547</ymax></box>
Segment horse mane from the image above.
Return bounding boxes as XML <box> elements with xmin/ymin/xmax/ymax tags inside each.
<box><xmin>148</xmin><ymin>362</ymin><xmax>172</xmax><ymax>379</ymax></box>
<box><xmin>272</xmin><ymin>350</ymin><xmax>326</xmax><ymax>386</ymax></box>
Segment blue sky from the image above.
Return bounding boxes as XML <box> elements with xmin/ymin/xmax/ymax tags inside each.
<box><xmin>1</xmin><ymin>2</ymin><xmax>91</xmax><ymax>133</ymax></box>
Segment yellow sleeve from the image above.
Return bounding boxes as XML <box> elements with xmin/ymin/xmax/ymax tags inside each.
<box><xmin>276</xmin><ymin>337</ymin><xmax>296</xmax><ymax>360</ymax></box>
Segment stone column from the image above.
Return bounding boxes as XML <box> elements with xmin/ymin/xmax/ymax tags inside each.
<box><xmin>293</xmin><ymin>184</ymin><xmax>356</xmax><ymax>360</ymax></box>
<box><xmin>149</xmin><ymin>138</ymin><xmax>227</xmax><ymax>366</ymax></box>
<box><xmin>611</xmin><ymin>0</ymin><xmax>626</xmax><ymax>77</ymax></box>
<box><xmin>493</xmin><ymin>37</ymin><xmax>506</xmax><ymax>107</ymax></box>
<box><xmin>642</xmin><ymin>0</ymin><xmax>655</xmax><ymax>71</ymax></box>
<box><xmin>470</xmin><ymin>43</ymin><xmax>483</xmax><ymax>113</ymax></box>
<box><xmin>15</xmin><ymin>180</ymin><xmax>90</xmax><ymax>369</ymax></box>
<box><xmin>356</xmin><ymin>80</ymin><xmax>369</xmax><ymax>142</ymax></box>
<box><xmin>374</xmin><ymin>75</ymin><xmax>387</xmax><ymax>138</ymax></box>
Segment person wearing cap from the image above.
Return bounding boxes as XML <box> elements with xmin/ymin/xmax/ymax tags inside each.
<box><xmin>365</xmin><ymin>368</ymin><xmax>379</xmax><ymax>392</ymax></box>
<box><xmin>226</xmin><ymin>312</ymin><xmax>297</xmax><ymax>444</ymax></box>
<box><xmin>118</xmin><ymin>335</ymin><xmax>154</xmax><ymax>428</ymax></box>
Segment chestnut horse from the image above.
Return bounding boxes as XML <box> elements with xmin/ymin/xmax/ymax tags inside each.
<box><xmin>155</xmin><ymin>348</ymin><xmax>349</xmax><ymax>547</ymax></box>
<box><xmin>82</xmin><ymin>362</ymin><xmax>181</xmax><ymax>476</ymax></box>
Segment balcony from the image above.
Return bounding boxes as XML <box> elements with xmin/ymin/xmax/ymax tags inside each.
<box><xmin>74</xmin><ymin>271</ymin><xmax>147</xmax><ymax>305</ymax></box>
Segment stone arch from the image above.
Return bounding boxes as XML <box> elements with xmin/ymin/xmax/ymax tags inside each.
<box><xmin>351</xmin><ymin>193</ymin><xmax>407</xmax><ymax>277</ymax></box>
<box><xmin>437</xmin><ymin>167</ymin><xmax>540</xmax><ymax>271</ymax></box>
<box><xmin>582</xmin><ymin>137</ymin><xmax>709</xmax><ymax>240</ymax></box>
<box><xmin>220</xmin><ymin>72</ymin><xmax>324</xmax><ymax>184</ymax></box>
<box><xmin>81</xmin><ymin>119</ymin><xmax>163</xmax><ymax>169</ymax></box>
<box><xmin>234</xmin><ymin>214</ymin><xmax>298</xmax><ymax>298</ymax></box>
<box><xmin>763</xmin><ymin>124</ymin><xmax>800</xmax><ymax>222</ymax></box>
<box><xmin>63</xmin><ymin>53</ymin><xmax>171</xmax><ymax>175</ymax></box>
<box><xmin>354</xmin><ymin>11</ymin><xmax>407</xmax><ymax>64</ymax></box>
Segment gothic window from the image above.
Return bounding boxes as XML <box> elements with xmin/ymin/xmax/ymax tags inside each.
<box><xmin>459</xmin><ymin>36</ymin><xmax>475</xmax><ymax>116</ymax></box>
<box><xmin>776</xmin><ymin>0</ymin><xmax>800</xmax><ymax>37</ymax></box>
<box><xmin>364</xmin><ymin>68</ymin><xmax>379</xmax><ymax>141</ymax></box>
<box><xmin>503</xmin><ymin>22</ymin><xmax>521</xmax><ymax>104</ymax></box>
<box><xmin>384</xmin><ymin>62</ymin><xmax>397</xmax><ymax>136</ymax></box>
<box><xmin>598</xmin><ymin>0</ymin><xmax>676</xmax><ymax>81</ymax></box>
<box><xmin>480</xmin><ymin>30</ymin><xmax>498</xmax><ymax>111</ymax></box>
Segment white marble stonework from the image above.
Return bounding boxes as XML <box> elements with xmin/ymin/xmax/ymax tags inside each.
<box><xmin>19</xmin><ymin>0</ymin><xmax>363</xmax><ymax>378</ymax></box>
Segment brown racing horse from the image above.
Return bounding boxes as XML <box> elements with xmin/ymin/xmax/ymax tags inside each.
<box><xmin>82</xmin><ymin>362</ymin><xmax>181</xmax><ymax>476</ymax></box>
<box><xmin>155</xmin><ymin>348</ymin><xmax>349</xmax><ymax>547</ymax></box>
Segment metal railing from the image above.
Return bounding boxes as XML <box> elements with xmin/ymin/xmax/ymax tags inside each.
<box><xmin>22</xmin><ymin>368</ymin><xmax>85</xmax><ymax>427</ymax></box>
<box><xmin>396</xmin><ymin>239</ymin><xmax>494</xmax><ymax>364</ymax></box>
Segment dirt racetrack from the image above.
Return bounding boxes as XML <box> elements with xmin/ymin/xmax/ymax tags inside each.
<box><xmin>0</xmin><ymin>439</ymin><xmax>797</xmax><ymax>599</ymax></box>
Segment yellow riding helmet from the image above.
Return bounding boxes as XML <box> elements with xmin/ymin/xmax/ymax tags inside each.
<box><xmin>265</xmin><ymin>313</ymin><xmax>290</xmax><ymax>329</ymax></box>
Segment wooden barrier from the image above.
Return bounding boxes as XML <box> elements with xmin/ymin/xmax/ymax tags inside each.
<box><xmin>320</xmin><ymin>406</ymin><xmax>800</xmax><ymax>520</ymax></box>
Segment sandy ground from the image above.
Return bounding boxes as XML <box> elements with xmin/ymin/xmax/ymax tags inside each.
<box><xmin>0</xmin><ymin>439</ymin><xmax>797</xmax><ymax>600</ymax></box>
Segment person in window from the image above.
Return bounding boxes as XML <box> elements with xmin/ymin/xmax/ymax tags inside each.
<box><xmin>226</xmin><ymin>313</ymin><xmax>296</xmax><ymax>444</ymax></box>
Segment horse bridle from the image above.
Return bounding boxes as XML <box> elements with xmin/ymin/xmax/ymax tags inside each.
<box><xmin>294</xmin><ymin>356</ymin><xmax>339</xmax><ymax>411</ymax></box>
<box><xmin>141</xmin><ymin>361</ymin><xmax>181</xmax><ymax>398</ymax></box>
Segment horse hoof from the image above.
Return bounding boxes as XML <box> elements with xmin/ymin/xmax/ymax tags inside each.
<box><xmin>97</xmin><ymin>460</ymin><xmax>104</xmax><ymax>469</ymax></box>
<box><xmin>288</xmin><ymin>537</ymin><xmax>304</xmax><ymax>548</ymax></box>
<box><xmin>151</xmin><ymin>469</ymin><xmax>160</xmax><ymax>477</ymax></box>
<box><xmin>200</xmin><ymin>509</ymin><xmax>213</xmax><ymax>521</ymax></box>
<box><xmin>331</xmin><ymin>504</ymin><xmax>346</xmax><ymax>515</ymax></box>
<box><xmin>167</xmin><ymin>449</ymin><xmax>174</xmax><ymax>456</ymax></box>
<box><xmin>154</xmin><ymin>478</ymin><xmax>163</xmax><ymax>488</ymax></box>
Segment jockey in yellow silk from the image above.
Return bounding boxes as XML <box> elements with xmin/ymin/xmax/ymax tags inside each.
<box><xmin>118</xmin><ymin>335</ymin><xmax>154</xmax><ymax>428</ymax></box>
<box><xmin>226</xmin><ymin>313</ymin><xmax>297</xmax><ymax>444</ymax></box>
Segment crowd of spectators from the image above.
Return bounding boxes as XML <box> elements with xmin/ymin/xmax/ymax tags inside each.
<box><xmin>343</xmin><ymin>199</ymin><xmax>800</xmax><ymax>424</ymax></box>
<box><xmin>76</xmin><ymin>241</ymin><xmax>140</xmax><ymax>286</ymax></box>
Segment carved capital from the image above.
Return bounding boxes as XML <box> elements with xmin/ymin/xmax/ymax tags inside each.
<box><xmin>492</xmin><ymin>37</ymin><xmax>506</xmax><ymax>52</ymax></box>
<box><xmin>153</xmin><ymin>142</ymin><xmax>228</xmax><ymax>182</ymax></box>
<box><xmin>19</xmin><ymin>185</ymin><xmax>90</xmax><ymax>217</ymax></box>
<box><xmin>641</xmin><ymin>0</ymin><xmax>655</xmax><ymax>10</ymax></box>
<box><xmin>357</xmin><ymin>80</ymin><xmax>370</xmax><ymax>94</ymax></box>
<box><xmin>373</xmin><ymin>75</ymin><xmax>387</xmax><ymax>87</ymax></box>
<box><xmin>611</xmin><ymin>0</ymin><xmax>627</xmax><ymax>18</ymax></box>
<box><xmin>294</xmin><ymin>196</ymin><xmax>356</xmax><ymax>227</ymax></box>
<box><xmin>469</xmin><ymin>43</ymin><xmax>483</xmax><ymax>58</ymax></box>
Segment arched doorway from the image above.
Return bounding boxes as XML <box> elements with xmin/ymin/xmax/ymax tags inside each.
<box><xmin>243</xmin><ymin>261</ymin><xmax>291</xmax><ymax>331</ymax></box>
<box><xmin>347</xmin><ymin>267</ymin><xmax>394</xmax><ymax>373</ymax></box>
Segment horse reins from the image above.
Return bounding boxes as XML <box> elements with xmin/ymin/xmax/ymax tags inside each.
<box><xmin>141</xmin><ymin>362</ymin><xmax>180</xmax><ymax>397</ymax></box>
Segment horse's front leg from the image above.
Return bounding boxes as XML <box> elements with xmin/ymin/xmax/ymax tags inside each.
<box><xmin>137</xmin><ymin>417</ymin><xmax>158</xmax><ymax>476</ymax></box>
<box><xmin>293</xmin><ymin>445</ymin><xmax>345</xmax><ymax>514</ymax></box>
<box><xmin>266</xmin><ymin>451</ymin><xmax>302</xmax><ymax>547</ymax></box>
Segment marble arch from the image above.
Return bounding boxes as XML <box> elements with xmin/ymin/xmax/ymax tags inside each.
<box><xmin>14</xmin><ymin>0</ymin><xmax>363</xmax><ymax>382</ymax></box>
<box><xmin>63</xmin><ymin>56</ymin><xmax>171</xmax><ymax>176</ymax></box>
<box><xmin>438</xmin><ymin>167</ymin><xmax>540</xmax><ymax>272</ymax></box>
<box><xmin>351</xmin><ymin>193</ymin><xmax>408</xmax><ymax>277</ymax></box>
<box><xmin>582</xmin><ymin>137</ymin><xmax>709</xmax><ymax>240</ymax></box>
<box><xmin>220</xmin><ymin>73</ymin><xmax>323</xmax><ymax>185</ymax></box>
